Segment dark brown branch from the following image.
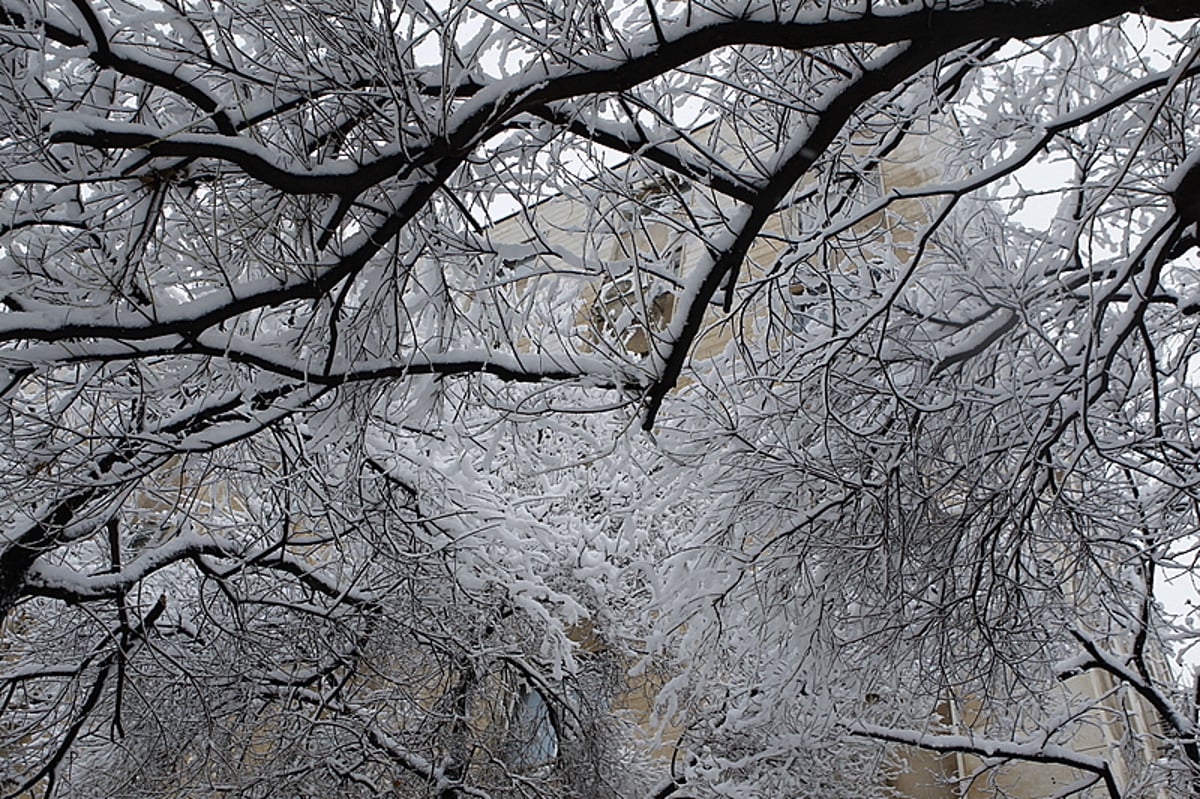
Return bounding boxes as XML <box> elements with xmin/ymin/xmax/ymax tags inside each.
<box><xmin>63</xmin><ymin>0</ymin><xmax>236</xmax><ymax>134</ymax></box>
<box><xmin>643</xmin><ymin>41</ymin><xmax>944</xmax><ymax>428</ymax></box>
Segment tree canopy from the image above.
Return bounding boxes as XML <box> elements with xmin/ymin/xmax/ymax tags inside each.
<box><xmin>3</xmin><ymin>0</ymin><xmax>1200</xmax><ymax>797</ymax></box>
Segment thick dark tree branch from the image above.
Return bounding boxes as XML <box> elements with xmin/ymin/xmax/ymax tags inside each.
<box><xmin>643</xmin><ymin>41</ymin><xmax>944</xmax><ymax>427</ymax></box>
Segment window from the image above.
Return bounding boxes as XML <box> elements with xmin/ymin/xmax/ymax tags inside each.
<box><xmin>588</xmin><ymin>274</ymin><xmax>677</xmax><ymax>355</ymax></box>
<box><xmin>505</xmin><ymin>686</ymin><xmax>558</xmax><ymax>769</ymax></box>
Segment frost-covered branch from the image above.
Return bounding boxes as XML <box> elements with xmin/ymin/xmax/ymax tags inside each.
<box><xmin>851</xmin><ymin>722</ymin><xmax>1123</xmax><ymax>799</ymax></box>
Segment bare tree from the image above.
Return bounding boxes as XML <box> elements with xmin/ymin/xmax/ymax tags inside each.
<box><xmin>3</xmin><ymin>0</ymin><xmax>1200</xmax><ymax>797</ymax></box>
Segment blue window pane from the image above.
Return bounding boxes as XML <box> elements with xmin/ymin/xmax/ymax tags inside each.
<box><xmin>507</xmin><ymin>687</ymin><xmax>558</xmax><ymax>768</ymax></box>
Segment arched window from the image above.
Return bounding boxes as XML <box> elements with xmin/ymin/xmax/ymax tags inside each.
<box><xmin>506</xmin><ymin>686</ymin><xmax>558</xmax><ymax>769</ymax></box>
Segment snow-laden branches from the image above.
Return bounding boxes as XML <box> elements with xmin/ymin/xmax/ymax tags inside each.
<box><xmin>4</xmin><ymin>0</ymin><xmax>1200</xmax><ymax>797</ymax></box>
<box><xmin>852</xmin><ymin>722</ymin><xmax>1123</xmax><ymax>799</ymax></box>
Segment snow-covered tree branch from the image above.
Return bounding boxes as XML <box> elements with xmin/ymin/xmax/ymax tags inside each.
<box><xmin>5</xmin><ymin>0</ymin><xmax>1200</xmax><ymax>796</ymax></box>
